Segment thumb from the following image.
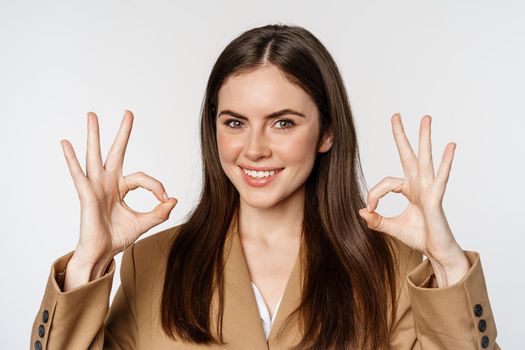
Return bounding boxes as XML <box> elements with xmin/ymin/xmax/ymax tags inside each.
<box><xmin>358</xmin><ymin>208</ymin><xmax>397</xmax><ymax>237</ymax></box>
<box><xmin>138</xmin><ymin>197</ymin><xmax>178</xmax><ymax>232</ymax></box>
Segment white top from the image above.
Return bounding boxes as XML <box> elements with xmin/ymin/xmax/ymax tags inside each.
<box><xmin>250</xmin><ymin>281</ymin><xmax>284</xmax><ymax>340</ymax></box>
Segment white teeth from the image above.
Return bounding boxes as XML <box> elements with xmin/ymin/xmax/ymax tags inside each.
<box><xmin>242</xmin><ymin>168</ymin><xmax>280</xmax><ymax>178</ymax></box>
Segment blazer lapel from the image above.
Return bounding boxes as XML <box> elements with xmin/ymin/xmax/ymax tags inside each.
<box><xmin>267</xmin><ymin>235</ymin><xmax>304</xmax><ymax>348</ymax></box>
<box><xmin>215</xmin><ymin>210</ymin><xmax>305</xmax><ymax>349</ymax></box>
<box><xmin>217</xmin><ymin>211</ymin><xmax>269</xmax><ymax>349</ymax></box>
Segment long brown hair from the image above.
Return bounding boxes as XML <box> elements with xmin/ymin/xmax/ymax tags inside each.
<box><xmin>161</xmin><ymin>24</ymin><xmax>398</xmax><ymax>349</ymax></box>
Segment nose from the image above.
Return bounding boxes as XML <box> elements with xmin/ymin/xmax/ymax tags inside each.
<box><xmin>243</xmin><ymin>129</ymin><xmax>272</xmax><ymax>161</ymax></box>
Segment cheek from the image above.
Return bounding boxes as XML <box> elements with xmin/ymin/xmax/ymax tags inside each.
<box><xmin>216</xmin><ymin>132</ymin><xmax>240</xmax><ymax>162</ymax></box>
<box><xmin>275</xmin><ymin>132</ymin><xmax>319</xmax><ymax>164</ymax></box>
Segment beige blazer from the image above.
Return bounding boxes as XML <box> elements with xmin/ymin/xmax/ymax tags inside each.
<box><xmin>30</xmin><ymin>215</ymin><xmax>500</xmax><ymax>349</ymax></box>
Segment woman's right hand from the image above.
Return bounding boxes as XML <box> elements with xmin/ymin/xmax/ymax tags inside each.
<box><xmin>60</xmin><ymin>110</ymin><xmax>177</xmax><ymax>284</ymax></box>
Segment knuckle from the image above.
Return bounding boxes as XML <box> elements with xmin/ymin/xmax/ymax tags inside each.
<box><xmin>386</xmin><ymin>176</ymin><xmax>397</xmax><ymax>182</ymax></box>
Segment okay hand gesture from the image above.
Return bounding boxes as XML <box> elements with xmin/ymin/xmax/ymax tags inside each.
<box><xmin>358</xmin><ymin>113</ymin><xmax>471</xmax><ymax>287</ymax></box>
<box><xmin>60</xmin><ymin>110</ymin><xmax>178</xmax><ymax>282</ymax></box>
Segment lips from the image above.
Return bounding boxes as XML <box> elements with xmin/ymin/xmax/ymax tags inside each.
<box><xmin>240</xmin><ymin>166</ymin><xmax>284</xmax><ymax>175</ymax></box>
<box><xmin>239</xmin><ymin>166</ymin><xmax>284</xmax><ymax>188</ymax></box>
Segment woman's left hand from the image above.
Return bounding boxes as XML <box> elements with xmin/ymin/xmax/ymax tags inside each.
<box><xmin>358</xmin><ymin>113</ymin><xmax>471</xmax><ymax>288</ymax></box>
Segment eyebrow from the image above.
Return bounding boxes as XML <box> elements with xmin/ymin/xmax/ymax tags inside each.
<box><xmin>217</xmin><ymin>108</ymin><xmax>306</xmax><ymax>120</ymax></box>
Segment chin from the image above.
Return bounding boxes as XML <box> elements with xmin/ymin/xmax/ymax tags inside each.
<box><xmin>239</xmin><ymin>191</ymin><xmax>283</xmax><ymax>210</ymax></box>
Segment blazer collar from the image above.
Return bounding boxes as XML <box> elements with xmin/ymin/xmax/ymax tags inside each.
<box><xmin>216</xmin><ymin>209</ymin><xmax>305</xmax><ymax>349</ymax></box>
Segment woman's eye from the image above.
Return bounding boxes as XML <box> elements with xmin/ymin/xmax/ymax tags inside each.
<box><xmin>275</xmin><ymin>119</ymin><xmax>295</xmax><ymax>130</ymax></box>
<box><xmin>224</xmin><ymin>119</ymin><xmax>244</xmax><ymax>129</ymax></box>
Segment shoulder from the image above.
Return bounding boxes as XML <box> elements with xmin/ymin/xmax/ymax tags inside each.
<box><xmin>121</xmin><ymin>224</ymin><xmax>183</xmax><ymax>277</ymax></box>
<box><xmin>134</xmin><ymin>224</ymin><xmax>182</xmax><ymax>259</ymax></box>
<box><xmin>387</xmin><ymin>236</ymin><xmax>423</xmax><ymax>283</ymax></box>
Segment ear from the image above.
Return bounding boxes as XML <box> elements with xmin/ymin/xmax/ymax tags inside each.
<box><xmin>317</xmin><ymin>129</ymin><xmax>333</xmax><ymax>153</ymax></box>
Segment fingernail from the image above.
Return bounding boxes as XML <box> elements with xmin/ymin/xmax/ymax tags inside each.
<box><xmin>162</xmin><ymin>192</ymin><xmax>169</xmax><ymax>201</ymax></box>
<box><xmin>367</xmin><ymin>204</ymin><xmax>371</xmax><ymax>212</ymax></box>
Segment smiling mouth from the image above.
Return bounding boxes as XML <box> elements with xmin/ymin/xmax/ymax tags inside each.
<box><xmin>240</xmin><ymin>166</ymin><xmax>284</xmax><ymax>179</ymax></box>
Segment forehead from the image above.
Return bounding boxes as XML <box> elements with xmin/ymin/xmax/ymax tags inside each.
<box><xmin>217</xmin><ymin>65</ymin><xmax>316</xmax><ymax>113</ymax></box>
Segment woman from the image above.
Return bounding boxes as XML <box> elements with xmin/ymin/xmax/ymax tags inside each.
<box><xmin>30</xmin><ymin>24</ymin><xmax>499</xmax><ymax>349</ymax></box>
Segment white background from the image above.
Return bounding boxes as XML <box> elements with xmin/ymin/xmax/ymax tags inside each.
<box><xmin>1</xmin><ymin>1</ymin><xmax>523</xmax><ymax>348</ymax></box>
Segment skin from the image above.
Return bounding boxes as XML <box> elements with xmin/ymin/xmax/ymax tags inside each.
<box><xmin>216</xmin><ymin>64</ymin><xmax>333</xmax><ymax>316</ymax></box>
<box><xmin>60</xmin><ymin>111</ymin><xmax>177</xmax><ymax>292</ymax></box>
<box><xmin>358</xmin><ymin>114</ymin><xmax>471</xmax><ymax>288</ymax></box>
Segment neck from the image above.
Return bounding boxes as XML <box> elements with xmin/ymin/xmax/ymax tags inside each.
<box><xmin>237</xmin><ymin>185</ymin><xmax>305</xmax><ymax>248</ymax></box>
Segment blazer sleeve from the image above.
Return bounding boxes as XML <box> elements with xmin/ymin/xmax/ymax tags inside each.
<box><xmin>389</xmin><ymin>248</ymin><xmax>501</xmax><ymax>350</ymax></box>
<box><xmin>29</xmin><ymin>245</ymin><xmax>138</xmax><ymax>350</ymax></box>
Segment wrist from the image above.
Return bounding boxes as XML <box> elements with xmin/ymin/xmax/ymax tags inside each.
<box><xmin>69</xmin><ymin>251</ymin><xmax>113</xmax><ymax>281</ymax></box>
<box><xmin>428</xmin><ymin>251</ymin><xmax>471</xmax><ymax>288</ymax></box>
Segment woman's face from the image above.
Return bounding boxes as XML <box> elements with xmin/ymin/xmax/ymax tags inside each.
<box><xmin>216</xmin><ymin>64</ymin><xmax>332</xmax><ymax>209</ymax></box>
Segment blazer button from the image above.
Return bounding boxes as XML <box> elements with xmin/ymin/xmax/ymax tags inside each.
<box><xmin>34</xmin><ymin>340</ymin><xmax>42</xmax><ymax>350</ymax></box>
<box><xmin>38</xmin><ymin>324</ymin><xmax>45</xmax><ymax>337</ymax></box>
<box><xmin>478</xmin><ymin>319</ymin><xmax>487</xmax><ymax>332</ymax></box>
<box><xmin>474</xmin><ymin>304</ymin><xmax>483</xmax><ymax>317</ymax></box>
<box><xmin>481</xmin><ymin>335</ymin><xmax>490</xmax><ymax>348</ymax></box>
<box><xmin>42</xmin><ymin>310</ymin><xmax>49</xmax><ymax>323</ymax></box>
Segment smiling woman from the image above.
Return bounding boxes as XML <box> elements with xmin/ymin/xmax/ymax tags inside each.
<box><xmin>30</xmin><ymin>24</ymin><xmax>500</xmax><ymax>350</ymax></box>
<box><xmin>215</xmin><ymin>64</ymin><xmax>332</xmax><ymax>209</ymax></box>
